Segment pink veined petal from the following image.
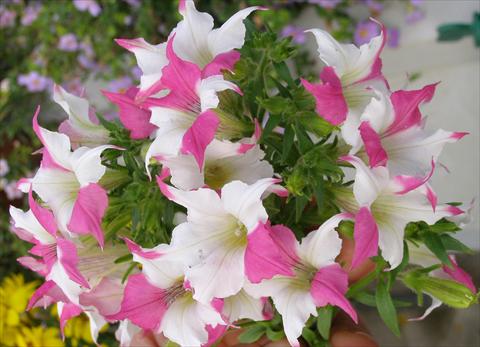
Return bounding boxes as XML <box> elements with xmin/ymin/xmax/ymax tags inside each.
<box><xmin>29</xmin><ymin>243</ymin><xmax>57</xmax><ymax>273</ymax></box>
<box><xmin>79</xmin><ymin>277</ymin><xmax>124</xmax><ymax>317</ymax></box>
<box><xmin>103</xmin><ymin>87</ymin><xmax>155</xmax><ymax>139</ymax></box>
<box><xmin>107</xmin><ymin>273</ymin><xmax>169</xmax><ymax>331</ymax></box>
<box><xmin>153</xmin><ymin>34</ymin><xmax>201</xmax><ymax>108</ymax></box>
<box><xmin>310</xmin><ymin>263</ymin><xmax>358</xmax><ymax>323</ymax></box>
<box><xmin>301</xmin><ymin>66</ymin><xmax>348</xmax><ymax>126</ymax></box>
<box><xmin>202</xmin><ymin>50</ymin><xmax>241</xmax><ymax>78</ymax></box>
<box><xmin>59</xmin><ymin>302</ymin><xmax>83</xmax><ymax>337</ymax></box>
<box><xmin>123</xmin><ymin>237</ymin><xmax>162</xmax><ymax>260</ymax></box>
<box><xmin>268</xmin><ymin>224</ymin><xmax>300</xmax><ymax>265</ymax></box>
<box><xmin>181</xmin><ymin>110</ymin><xmax>220</xmax><ymax>169</ymax></box>
<box><xmin>384</xmin><ymin>83</ymin><xmax>438</xmax><ymax>137</ymax></box>
<box><xmin>17</xmin><ymin>256</ymin><xmax>48</xmax><ymax>276</ymax></box>
<box><xmin>28</xmin><ymin>189</ymin><xmax>57</xmax><ymax>236</ymax></box>
<box><xmin>351</xmin><ymin>207</ymin><xmax>379</xmax><ymax>270</ymax></box>
<box><xmin>443</xmin><ymin>256</ymin><xmax>477</xmax><ymax>294</ymax></box>
<box><xmin>393</xmin><ymin>159</ymin><xmax>435</xmax><ymax>195</ymax></box>
<box><xmin>57</xmin><ymin>238</ymin><xmax>90</xmax><ymax>289</ymax></box>
<box><xmin>67</xmin><ymin>183</ymin><xmax>108</xmax><ymax>248</ymax></box>
<box><xmin>27</xmin><ymin>280</ymin><xmax>69</xmax><ymax>310</ymax></box>
<box><xmin>244</xmin><ymin>223</ymin><xmax>295</xmax><ymax>283</ymax></box>
<box><xmin>359</xmin><ymin>121</ymin><xmax>388</xmax><ymax>168</ymax></box>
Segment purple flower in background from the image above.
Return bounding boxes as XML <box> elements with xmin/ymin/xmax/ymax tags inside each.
<box><xmin>131</xmin><ymin>66</ymin><xmax>142</xmax><ymax>80</ymax></box>
<box><xmin>21</xmin><ymin>4</ymin><xmax>41</xmax><ymax>26</ymax></box>
<box><xmin>0</xmin><ymin>8</ymin><xmax>16</xmax><ymax>28</ymax></box>
<box><xmin>354</xmin><ymin>20</ymin><xmax>380</xmax><ymax>46</ymax></box>
<box><xmin>3</xmin><ymin>180</ymin><xmax>23</xmax><ymax>201</ymax></box>
<box><xmin>410</xmin><ymin>0</ymin><xmax>423</xmax><ymax>5</ymax></box>
<box><xmin>73</xmin><ymin>0</ymin><xmax>101</xmax><ymax>17</ymax></box>
<box><xmin>0</xmin><ymin>159</ymin><xmax>9</xmax><ymax>177</ymax></box>
<box><xmin>78</xmin><ymin>54</ymin><xmax>97</xmax><ymax>70</ymax></box>
<box><xmin>58</xmin><ymin>33</ymin><xmax>79</xmax><ymax>51</ymax></box>
<box><xmin>63</xmin><ymin>78</ymin><xmax>84</xmax><ymax>96</ymax></box>
<box><xmin>309</xmin><ymin>0</ymin><xmax>342</xmax><ymax>9</ymax></box>
<box><xmin>387</xmin><ymin>27</ymin><xmax>400</xmax><ymax>48</ymax></box>
<box><xmin>108</xmin><ymin>76</ymin><xmax>133</xmax><ymax>93</ymax></box>
<box><xmin>17</xmin><ymin>72</ymin><xmax>50</xmax><ymax>92</ymax></box>
<box><xmin>281</xmin><ymin>25</ymin><xmax>307</xmax><ymax>44</ymax></box>
<box><xmin>406</xmin><ymin>8</ymin><xmax>425</xmax><ymax>24</ymax></box>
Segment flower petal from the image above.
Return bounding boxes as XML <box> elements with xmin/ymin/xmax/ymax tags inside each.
<box><xmin>299</xmin><ymin>213</ymin><xmax>353</xmax><ymax>269</ymax></box>
<box><xmin>301</xmin><ymin>67</ymin><xmax>348</xmax><ymax>126</ymax></box>
<box><xmin>359</xmin><ymin>120</ymin><xmax>388</xmax><ymax>167</ymax></box>
<box><xmin>103</xmin><ymin>87</ymin><xmax>155</xmax><ymax>139</ymax></box>
<box><xmin>181</xmin><ymin>110</ymin><xmax>220</xmax><ymax>169</ymax></box>
<box><xmin>108</xmin><ymin>273</ymin><xmax>168</xmax><ymax>331</ymax></box>
<box><xmin>310</xmin><ymin>263</ymin><xmax>357</xmax><ymax>323</ymax></box>
<box><xmin>245</xmin><ymin>223</ymin><xmax>295</xmax><ymax>283</ymax></box>
<box><xmin>207</xmin><ymin>6</ymin><xmax>261</xmax><ymax>56</ymax></box>
<box><xmin>351</xmin><ymin>207</ymin><xmax>379</xmax><ymax>269</ymax></box>
<box><xmin>160</xmin><ymin>294</ymin><xmax>224</xmax><ymax>346</ymax></box>
<box><xmin>67</xmin><ymin>183</ymin><xmax>108</xmax><ymax>247</ymax></box>
<box><xmin>221</xmin><ymin>178</ymin><xmax>279</xmax><ymax>231</ymax></box>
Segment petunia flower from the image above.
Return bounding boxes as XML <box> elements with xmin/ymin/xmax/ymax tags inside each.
<box><xmin>342</xmin><ymin>84</ymin><xmax>467</xmax><ymax>176</ymax></box>
<box><xmin>108</xmin><ymin>238</ymin><xmax>225</xmax><ymax>347</ymax></box>
<box><xmin>301</xmin><ymin>19</ymin><xmax>388</xmax><ymax>127</ymax></box>
<box><xmin>245</xmin><ymin>217</ymin><xmax>358</xmax><ymax>347</ymax></box>
<box><xmin>162</xmin><ymin>139</ymin><xmax>274</xmax><ymax>190</ymax></box>
<box><xmin>144</xmin><ymin>37</ymin><xmax>240</xmax><ymax>171</ymax></box>
<box><xmin>156</xmin><ymin>178</ymin><xmax>294</xmax><ymax>304</ymax></box>
<box><xmin>336</xmin><ymin>156</ymin><xmax>463</xmax><ymax>270</ymax></box>
<box><xmin>54</xmin><ymin>84</ymin><xmax>110</xmax><ymax>148</ymax></box>
<box><xmin>115</xmin><ymin>0</ymin><xmax>260</xmax><ymax>98</ymax></box>
<box><xmin>31</xmin><ymin>108</ymin><xmax>115</xmax><ymax>246</ymax></box>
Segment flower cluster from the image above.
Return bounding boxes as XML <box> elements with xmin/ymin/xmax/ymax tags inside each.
<box><xmin>9</xmin><ymin>1</ymin><xmax>477</xmax><ymax>347</ymax></box>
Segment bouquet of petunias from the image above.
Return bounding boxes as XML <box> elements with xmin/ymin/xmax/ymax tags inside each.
<box><xmin>9</xmin><ymin>1</ymin><xmax>478</xmax><ymax>346</ymax></box>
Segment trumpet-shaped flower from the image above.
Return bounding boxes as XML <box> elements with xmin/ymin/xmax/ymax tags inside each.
<box><xmin>245</xmin><ymin>218</ymin><xmax>357</xmax><ymax>347</ymax></box>
<box><xmin>343</xmin><ymin>84</ymin><xmax>468</xmax><ymax>175</ymax></box>
<box><xmin>163</xmin><ymin>139</ymin><xmax>274</xmax><ymax>190</ymax></box>
<box><xmin>31</xmin><ymin>108</ymin><xmax>115</xmax><ymax>246</ymax></box>
<box><xmin>109</xmin><ymin>238</ymin><xmax>225</xmax><ymax>347</ymax></box>
<box><xmin>116</xmin><ymin>0</ymin><xmax>260</xmax><ymax>98</ymax></box>
<box><xmin>54</xmin><ymin>84</ymin><xmax>110</xmax><ymax>148</ymax></box>
<box><xmin>144</xmin><ymin>37</ymin><xmax>240</xmax><ymax>170</ymax></box>
<box><xmin>302</xmin><ymin>19</ymin><xmax>388</xmax><ymax>126</ymax></box>
<box><xmin>156</xmin><ymin>178</ymin><xmax>294</xmax><ymax>304</ymax></box>
<box><xmin>337</xmin><ymin>156</ymin><xmax>463</xmax><ymax>270</ymax></box>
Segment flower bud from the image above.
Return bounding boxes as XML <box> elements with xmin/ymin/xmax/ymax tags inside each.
<box><xmin>403</xmin><ymin>271</ymin><xmax>478</xmax><ymax>309</ymax></box>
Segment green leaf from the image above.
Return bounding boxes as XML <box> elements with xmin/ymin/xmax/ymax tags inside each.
<box><xmin>301</xmin><ymin>327</ymin><xmax>320</xmax><ymax>346</ymax></box>
<box><xmin>265</xmin><ymin>327</ymin><xmax>285</xmax><ymax>341</ymax></box>
<box><xmin>295</xmin><ymin>196</ymin><xmax>309</xmax><ymax>223</ymax></box>
<box><xmin>238</xmin><ymin>324</ymin><xmax>266</xmax><ymax>343</ymax></box>
<box><xmin>440</xmin><ymin>234</ymin><xmax>472</xmax><ymax>253</ymax></box>
<box><xmin>282</xmin><ymin>124</ymin><xmax>295</xmax><ymax>161</ymax></box>
<box><xmin>423</xmin><ymin>233</ymin><xmax>452</xmax><ymax>267</ymax></box>
<box><xmin>316</xmin><ymin>305</ymin><xmax>333</xmax><ymax>340</ymax></box>
<box><xmin>376</xmin><ymin>279</ymin><xmax>401</xmax><ymax>336</ymax></box>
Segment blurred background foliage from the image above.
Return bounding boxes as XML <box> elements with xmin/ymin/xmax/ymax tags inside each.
<box><xmin>0</xmin><ymin>0</ymin><xmax>426</xmax><ymax>345</ymax></box>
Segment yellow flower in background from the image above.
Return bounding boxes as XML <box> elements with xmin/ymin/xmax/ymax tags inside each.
<box><xmin>15</xmin><ymin>326</ymin><xmax>63</xmax><ymax>347</ymax></box>
<box><xmin>64</xmin><ymin>313</ymin><xmax>94</xmax><ymax>346</ymax></box>
<box><xmin>0</xmin><ymin>274</ymin><xmax>105</xmax><ymax>347</ymax></box>
<box><xmin>0</xmin><ymin>273</ymin><xmax>39</xmax><ymax>345</ymax></box>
